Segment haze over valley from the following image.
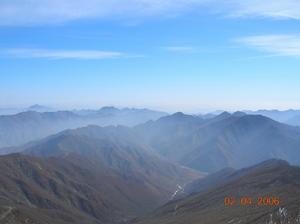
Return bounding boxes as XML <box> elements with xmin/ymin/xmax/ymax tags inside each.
<box><xmin>1</xmin><ymin>106</ymin><xmax>300</xmax><ymax>223</ymax></box>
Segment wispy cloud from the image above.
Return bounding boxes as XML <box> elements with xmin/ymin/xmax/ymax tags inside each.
<box><xmin>225</xmin><ymin>0</ymin><xmax>300</xmax><ymax>20</ymax></box>
<box><xmin>235</xmin><ymin>35</ymin><xmax>300</xmax><ymax>57</ymax></box>
<box><xmin>1</xmin><ymin>48</ymin><xmax>124</xmax><ymax>59</ymax></box>
<box><xmin>164</xmin><ymin>46</ymin><xmax>197</xmax><ymax>53</ymax></box>
<box><xmin>0</xmin><ymin>0</ymin><xmax>208</xmax><ymax>26</ymax></box>
<box><xmin>1</xmin><ymin>0</ymin><xmax>300</xmax><ymax>26</ymax></box>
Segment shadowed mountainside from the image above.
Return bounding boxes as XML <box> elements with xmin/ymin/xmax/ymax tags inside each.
<box><xmin>0</xmin><ymin>125</ymin><xmax>201</xmax><ymax>224</ymax></box>
<box><xmin>136</xmin><ymin>112</ymin><xmax>300</xmax><ymax>172</ymax></box>
<box><xmin>136</xmin><ymin>160</ymin><xmax>300</xmax><ymax>224</ymax></box>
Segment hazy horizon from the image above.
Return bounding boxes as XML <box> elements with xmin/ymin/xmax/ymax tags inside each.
<box><xmin>1</xmin><ymin>103</ymin><xmax>300</xmax><ymax>115</ymax></box>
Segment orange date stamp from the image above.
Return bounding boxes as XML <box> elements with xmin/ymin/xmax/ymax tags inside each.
<box><xmin>224</xmin><ymin>196</ymin><xmax>280</xmax><ymax>207</ymax></box>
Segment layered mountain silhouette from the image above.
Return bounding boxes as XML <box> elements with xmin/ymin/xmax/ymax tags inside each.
<box><xmin>245</xmin><ymin>109</ymin><xmax>300</xmax><ymax>126</ymax></box>
<box><xmin>3</xmin><ymin>110</ymin><xmax>300</xmax><ymax>173</ymax></box>
<box><xmin>1</xmin><ymin>108</ymin><xmax>300</xmax><ymax>223</ymax></box>
<box><xmin>0</xmin><ymin>111</ymin><xmax>82</xmax><ymax>149</ymax></box>
<box><xmin>136</xmin><ymin>159</ymin><xmax>300</xmax><ymax>224</ymax></box>
<box><xmin>0</xmin><ymin>125</ymin><xmax>201</xmax><ymax>224</ymax></box>
<box><xmin>0</xmin><ymin>107</ymin><xmax>167</xmax><ymax>149</ymax></box>
<box><xmin>136</xmin><ymin>112</ymin><xmax>300</xmax><ymax>172</ymax></box>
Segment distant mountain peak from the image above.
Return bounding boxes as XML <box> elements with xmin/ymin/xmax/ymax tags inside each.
<box><xmin>219</xmin><ymin>111</ymin><xmax>231</xmax><ymax>117</ymax></box>
<box><xmin>159</xmin><ymin>112</ymin><xmax>198</xmax><ymax>122</ymax></box>
<box><xmin>27</xmin><ymin>104</ymin><xmax>53</xmax><ymax>112</ymax></box>
<box><xmin>172</xmin><ymin>112</ymin><xmax>185</xmax><ymax>117</ymax></box>
<box><xmin>28</xmin><ymin>104</ymin><xmax>44</xmax><ymax>108</ymax></box>
<box><xmin>211</xmin><ymin>111</ymin><xmax>231</xmax><ymax>121</ymax></box>
<box><xmin>253</xmin><ymin>158</ymin><xmax>290</xmax><ymax>168</ymax></box>
<box><xmin>99</xmin><ymin>106</ymin><xmax>119</xmax><ymax>111</ymax></box>
<box><xmin>232</xmin><ymin>111</ymin><xmax>247</xmax><ymax>117</ymax></box>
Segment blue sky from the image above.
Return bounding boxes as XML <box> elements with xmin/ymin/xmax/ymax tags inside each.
<box><xmin>0</xmin><ymin>0</ymin><xmax>300</xmax><ymax>112</ymax></box>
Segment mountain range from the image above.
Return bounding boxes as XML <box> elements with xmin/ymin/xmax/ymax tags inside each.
<box><xmin>0</xmin><ymin>125</ymin><xmax>201</xmax><ymax>224</ymax></box>
<box><xmin>0</xmin><ymin>107</ymin><xmax>167</xmax><ymax>149</ymax></box>
<box><xmin>3</xmin><ymin>110</ymin><xmax>300</xmax><ymax>173</ymax></box>
<box><xmin>243</xmin><ymin>110</ymin><xmax>300</xmax><ymax>126</ymax></box>
<box><xmin>136</xmin><ymin>111</ymin><xmax>300</xmax><ymax>172</ymax></box>
<box><xmin>201</xmin><ymin>109</ymin><xmax>300</xmax><ymax>126</ymax></box>
<box><xmin>1</xmin><ymin>107</ymin><xmax>300</xmax><ymax>223</ymax></box>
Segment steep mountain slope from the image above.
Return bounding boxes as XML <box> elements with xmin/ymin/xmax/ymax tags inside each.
<box><xmin>136</xmin><ymin>160</ymin><xmax>300</xmax><ymax>224</ymax></box>
<box><xmin>135</xmin><ymin>112</ymin><xmax>205</xmax><ymax>161</ymax></box>
<box><xmin>0</xmin><ymin>154</ymin><xmax>122</xmax><ymax>224</ymax></box>
<box><xmin>0</xmin><ymin>125</ymin><xmax>201</xmax><ymax>223</ymax></box>
<box><xmin>181</xmin><ymin>114</ymin><xmax>300</xmax><ymax>172</ymax></box>
<box><xmin>23</xmin><ymin>125</ymin><xmax>201</xmax><ymax>186</ymax></box>
<box><xmin>136</xmin><ymin>112</ymin><xmax>300</xmax><ymax>172</ymax></box>
<box><xmin>178</xmin><ymin>167</ymin><xmax>236</xmax><ymax>198</ymax></box>
<box><xmin>0</xmin><ymin>107</ymin><xmax>167</xmax><ymax>149</ymax></box>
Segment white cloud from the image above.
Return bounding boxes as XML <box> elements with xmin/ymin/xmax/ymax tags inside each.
<box><xmin>235</xmin><ymin>35</ymin><xmax>300</xmax><ymax>57</ymax></box>
<box><xmin>1</xmin><ymin>48</ymin><xmax>124</xmax><ymax>59</ymax></box>
<box><xmin>1</xmin><ymin>0</ymin><xmax>300</xmax><ymax>26</ymax></box>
